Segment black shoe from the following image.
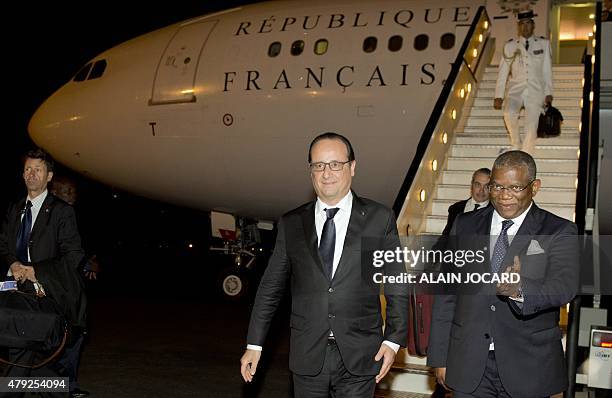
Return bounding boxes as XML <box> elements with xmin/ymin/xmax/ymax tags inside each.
<box><xmin>70</xmin><ymin>388</ymin><xmax>90</xmax><ymax>398</ymax></box>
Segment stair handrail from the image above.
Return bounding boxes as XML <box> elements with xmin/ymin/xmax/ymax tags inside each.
<box><xmin>394</xmin><ymin>6</ymin><xmax>493</xmax><ymax>235</ymax></box>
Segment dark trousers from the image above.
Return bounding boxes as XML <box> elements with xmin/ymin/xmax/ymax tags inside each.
<box><xmin>453</xmin><ymin>351</ymin><xmax>548</xmax><ymax>398</ymax></box>
<box><xmin>1</xmin><ymin>348</ymin><xmax>66</xmax><ymax>398</ymax></box>
<box><xmin>293</xmin><ymin>339</ymin><xmax>376</xmax><ymax>398</ymax></box>
<box><xmin>55</xmin><ymin>333</ymin><xmax>84</xmax><ymax>392</ymax></box>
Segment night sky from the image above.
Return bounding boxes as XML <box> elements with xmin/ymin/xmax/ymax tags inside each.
<box><xmin>3</xmin><ymin>1</ymin><xmax>259</xmax><ymax>207</ymax></box>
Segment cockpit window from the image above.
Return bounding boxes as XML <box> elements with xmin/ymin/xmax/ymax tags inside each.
<box><xmin>363</xmin><ymin>37</ymin><xmax>377</xmax><ymax>53</ymax></box>
<box><xmin>291</xmin><ymin>40</ymin><xmax>304</xmax><ymax>56</ymax></box>
<box><xmin>414</xmin><ymin>34</ymin><xmax>429</xmax><ymax>51</ymax></box>
<box><xmin>388</xmin><ymin>35</ymin><xmax>403</xmax><ymax>52</ymax></box>
<box><xmin>314</xmin><ymin>39</ymin><xmax>328</xmax><ymax>55</ymax></box>
<box><xmin>88</xmin><ymin>59</ymin><xmax>107</xmax><ymax>80</ymax></box>
<box><xmin>440</xmin><ymin>33</ymin><xmax>456</xmax><ymax>50</ymax></box>
<box><xmin>73</xmin><ymin>63</ymin><xmax>92</xmax><ymax>82</ymax></box>
<box><xmin>268</xmin><ymin>42</ymin><xmax>281</xmax><ymax>57</ymax></box>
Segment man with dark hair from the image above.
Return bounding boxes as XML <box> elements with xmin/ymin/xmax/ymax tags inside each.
<box><xmin>0</xmin><ymin>148</ymin><xmax>85</xmax><ymax>396</ymax></box>
<box><xmin>440</xmin><ymin>168</ymin><xmax>491</xmax><ymax>236</ymax></box>
<box><xmin>240</xmin><ymin>132</ymin><xmax>408</xmax><ymax>397</ymax></box>
<box><xmin>428</xmin><ymin>150</ymin><xmax>579</xmax><ymax>397</ymax></box>
<box><xmin>494</xmin><ymin>10</ymin><xmax>553</xmax><ymax>155</ymax></box>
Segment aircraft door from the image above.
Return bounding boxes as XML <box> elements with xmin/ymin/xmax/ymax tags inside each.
<box><xmin>150</xmin><ymin>20</ymin><xmax>217</xmax><ymax>105</ymax></box>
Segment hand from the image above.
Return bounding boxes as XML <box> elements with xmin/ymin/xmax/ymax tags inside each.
<box><xmin>497</xmin><ymin>255</ymin><xmax>521</xmax><ymax>298</ymax></box>
<box><xmin>240</xmin><ymin>349</ymin><xmax>261</xmax><ymax>382</ymax></box>
<box><xmin>545</xmin><ymin>95</ymin><xmax>553</xmax><ymax>106</ymax></box>
<box><xmin>434</xmin><ymin>367</ymin><xmax>449</xmax><ymax>390</ymax></box>
<box><xmin>493</xmin><ymin>98</ymin><xmax>503</xmax><ymax>109</ymax></box>
<box><xmin>85</xmin><ymin>255</ymin><xmax>100</xmax><ymax>280</ymax></box>
<box><xmin>374</xmin><ymin>343</ymin><xmax>396</xmax><ymax>383</ymax></box>
<box><xmin>10</xmin><ymin>262</ymin><xmax>26</xmax><ymax>282</ymax></box>
<box><xmin>21</xmin><ymin>265</ymin><xmax>37</xmax><ymax>282</ymax></box>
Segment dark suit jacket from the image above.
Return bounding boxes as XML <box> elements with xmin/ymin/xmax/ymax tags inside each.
<box><xmin>427</xmin><ymin>204</ymin><xmax>578</xmax><ymax>397</ymax></box>
<box><xmin>247</xmin><ymin>194</ymin><xmax>408</xmax><ymax>376</ymax></box>
<box><xmin>0</xmin><ymin>194</ymin><xmax>86</xmax><ymax>327</ymax></box>
<box><xmin>441</xmin><ymin>199</ymin><xmax>469</xmax><ymax>236</ymax></box>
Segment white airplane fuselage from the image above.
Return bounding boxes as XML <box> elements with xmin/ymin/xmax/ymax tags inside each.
<box><xmin>29</xmin><ymin>0</ymin><xmax>481</xmax><ymax>219</ymax></box>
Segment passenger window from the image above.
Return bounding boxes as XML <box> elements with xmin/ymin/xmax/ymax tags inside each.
<box><xmin>414</xmin><ymin>34</ymin><xmax>429</xmax><ymax>51</ymax></box>
<box><xmin>291</xmin><ymin>40</ymin><xmax>304</xmax><ymax>56</ymax></box>
<box><xmin>314</xmin><ymin>39</ymin><xmax>328</xmax><ymax>55</ymax></box>
<box><xmin>363</xmin><ymin>37</ymin><xmax>377</xmax><ymax>53</ymax></box>
<box><xmin>73</xmin><ymin>63</ymin><xmax>92</xmax><ymax>82</ymax></box>
<box><xmin>440</xmin><ymin>33</ymin><xmax>455</xmax><ymax>50</ymax></box>
<box><xmin>388</xmin><ymin>35</ymin><xmax>403</xmax><ymax>52</ymax></box>
<box><xmin>268</xmin><ymin>42</ymin><xmax>282</xmax><ymax>57</ymax></box>
<box><xmin>88</xmin><ymin>59</ymin><xmax>107</xmax><ymax>80</ymax></box>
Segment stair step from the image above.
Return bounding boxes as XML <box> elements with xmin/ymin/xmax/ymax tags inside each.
<box><xmin>473</xmin><ymin>97</ymin><xmax>581</xmax><ymax>108</ymax></box>
<box><xmin>437</xmin><ymin>184</ymin><xmax>576</xmax><ymax>203</ymax></box>
<box><xmin>485</xmin><ymin>65</ymin><xmax>583</xmax><ymax>73</ymax></box>
<box><xmin>476</xmin><ymin>88</ymin><xmax>582</xmax><ymax>98</ymax></box>
<box><xmin>468</xmin><ymin>107</ymin><xmax>581</xmax><ymax>118</ymax></box>
<box><xmin>478</xmin><ymin>80</ymin><xmax>582</xmax><ymax>90</ymax></box>
<box><xmin>446</xmin><ymin>157</ymin><xmax>578</xmax><ymax>173</ymax></box>
<box><xmin>465</xmin><ymin>116</ymin><xmax>579</xmax><ymax>128</ymax></box>
<box><xmin>440</xmin><ymin>170</ymin><xmax>578</xmax><ymax>189</ymax></box>
<box><xmin>451</xmin><ymin>144</ymin><xmax>579</xmax><ymax>159</ymax></box>
<box><xmin>461</xmin><ymin>126</ymin><xmax>580</xmax><ymax>134</ymax></box>
<box><xmin>374</xmin><ymin>390</ymin><xmax>431</xmax><ymax>398</ymax></box>
<box><xmin>455</xmin><ymin>134</ymin><xmax>579</xmax><ymax>146</ymax></box>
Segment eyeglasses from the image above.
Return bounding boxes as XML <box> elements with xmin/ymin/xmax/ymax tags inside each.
<box><xmin>488</xmin><ymin>179</ymin><xmax>535</xmax><ymax>194</ymax></box>
<box><xmin>309</xmin><ymin>160</ymin><xmax>351</xmax><ymax>172</ymax></box>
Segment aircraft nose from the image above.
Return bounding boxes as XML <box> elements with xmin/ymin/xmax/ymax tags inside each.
<box><xmin>28</xmin><ymin>86</ymin><xmax>77</xmax><ymax>153</ymax></box>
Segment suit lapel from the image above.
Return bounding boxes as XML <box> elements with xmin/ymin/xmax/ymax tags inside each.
<box><xmin>333</xmin><ymin>194</ymin><xmax>366</xmax><ymax>281</ymax></box>
<box><xmin>300</xmin><ymin>201</ymin><xmax>326</xmax><ymax>278</ymax></box>
<box><xmin>12</xmin><ymin>198</ymin><xmax>26</xmax><ymax>241</ymax></box>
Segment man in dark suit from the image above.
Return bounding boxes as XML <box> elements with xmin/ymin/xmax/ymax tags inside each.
<box><xmin>440</xmin><ymin>168</ymin><xmax>491</xmax><ymax>236</ymax></box>
<box><xmin>240</xmin><ymin>132</ymin><xmax>408</xmax><ymax>397</ymax></box>
<box><xmin>427</xmin><ymin>150</ymin><xmax>579</xmax><ymax>397</ymax></box>
<box><xmin>0</xmin><ymin>149</ymin><xmax>85</xmax><ymax>392</ymax></box>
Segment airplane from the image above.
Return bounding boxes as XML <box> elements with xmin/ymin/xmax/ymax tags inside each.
<box><xmin>26</xmin><ymin>0</ymin><xmax>609</xmax><ymax>393</ymax></box>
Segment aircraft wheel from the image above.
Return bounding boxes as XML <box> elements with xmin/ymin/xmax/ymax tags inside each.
<box><xmin>218</xmin><ymin>267</ymin><xmax>250</xmax><ymax>300</ymax></box>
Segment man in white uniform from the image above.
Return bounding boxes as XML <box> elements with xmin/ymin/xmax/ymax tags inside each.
<box><xmin>494</xmin><ymin>10</ymin><xmax>553</xmax><ymax>155</ymax></box>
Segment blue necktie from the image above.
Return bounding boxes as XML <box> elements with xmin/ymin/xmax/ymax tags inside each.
<box><xmin>319</xmin><ymin>208</ymin><xmax>340</xmax><ymax>280</ymax></box>
<box><xmin>491</xmin><ymin>220</ymin><xmax>513</xmax><ymax>274</ymax></box>
<box><xmin>16</xmin><ymin>200</ymin><xmax>33</xmax><ymax>263</ymax></box>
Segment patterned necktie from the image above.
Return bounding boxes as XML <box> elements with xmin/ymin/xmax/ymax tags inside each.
<box><xmin>473</xmin><ymin>203</ymin><xmax>480</xmax><ymax>212</ymax></box>
<box><xmin>16</xmin><ymin>200</ymin><xmax>33</xmax><ymax>263</ymax></box>
<box><xmin>491</xmin><ymin>220</ymin><xmax>514</xmax><ymax>274</ymax></box>
<box><xmin>525</xmin><ymin>39</ymin><xmax>529</xmax><ymax>51</ymax></box>
<box><xmin>319</xmin><ymin>208</ymin><xmax>340</xmax><ymax>280</ymax></box>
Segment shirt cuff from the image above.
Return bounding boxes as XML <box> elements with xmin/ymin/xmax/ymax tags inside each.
<box><xmin>382</xmin><ymin>340</ymin><xmax>400</xmax><ymax>353</ymax></box>
<box><xmin>246</xmin><ymin>344</ymin><xmax>262</xmax><ymax>351</ymax></box>
<box><xmin>509</xmin><ymin>287</ymin><xmax>524</xmax><ymax>303</ymax></box>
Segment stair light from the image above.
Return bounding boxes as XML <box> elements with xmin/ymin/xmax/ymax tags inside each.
<box><xmin>442</xmin><ymin>132</ymin><xmax>448</xmax><ymax>144</ymax></box>
<box><xmin>581</xmin><ymin>78</ymin><xmax>585</xmax><ymax>88</ymax></box>
<box><xmin>419</xmin><ymin>189</ymin><xmax>426</xmax><ymax>202</ymax></box>
<box><xmin>478</xmin><ymin>34</ymin><xmax>483</xmax><ymax>43</ymax></box>
<box><xmin>593</xmin><ymin>24</ymin><xmax>596</xmax><ymax>33</ymax></box>
<box><xmin>579</xmin><ymin>121</ymin><xmax>582</xmax><ymax>131</ymax></box>
<box><xmin>575</xmin><ymin>178</ymin><xmax>579</xmax><ymax>189</ymax></box>
<box><xmin>451</xmin><ymin>108</ymin><xmax>457</xmax><ymax>120</ymax></box>
<box><xmin>589</xmin><ymin>14</ymin><xmax>595</xmax><ymax>19</ymax></box>
<box><xmin>472</xmin><ymin>48</ymin><xmax>478</xmax><ymax>58</ymax></box>
<box><xmin>592</xmin><ymin>39</ymin><xmax>596</xmax><ymax>48</ymax></box>
<box><xmin>460</xmin><ymin>88</ymin><xmax>465</xmax><ymax>98</ymax></box>
<box><xmin>580</xmin><ymin>99</ymin><xmax>583</xmax><ymax>109</ymax></box>
<box><xmin>590</xmin><ymin>91</ymin><xmax>594</xmax><ymax>101</ymax></box>
<box><xmin>591</xmin><ymin>55</ymin><xmax>595</xmax><ymax>64</ymax></box>
<box><xmin>431</xmin><ymin>159</ymin><xmax>438</xmax><ymax>171</ymax></box>
<box><xmin>577</xmin><ymin>149</ymin><xmax>580</xmax><ymax>159</ymax></box>
<box><xmin>572</xmin><ymin>213</ymin><xmax>576</xmax><ymax>223</ymax></box>
<box><xmin>484</xmin><ymin>21</ymin><xmax>489</xmax><ymax>29</ymax></box>
<box><xmin>467</xmin><ymin>83</ymin><xmax>472</xmax><ymax>93</ymax></box>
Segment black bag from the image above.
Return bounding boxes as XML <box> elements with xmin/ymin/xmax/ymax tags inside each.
<box><xmin>0</xmin><ymin>290</ymin><xmax>66</xmax><ymax>352</ymax></box>
<box><xmin>537</xmin><ymin>105</ymin><xmax>563</xmax><ymax>138</ymax></box>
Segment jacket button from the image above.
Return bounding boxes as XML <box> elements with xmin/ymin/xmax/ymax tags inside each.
<box><xmin>484</xmin><ymin>333</ymin><xmax>490</xmax><ymax>339</ymax></box>
<box><xmin>490</xmin><ymin>305</ymin><xmax>496</xmax><ymax>312</ymax></box>
<box><xmin>328</xmin><ymin>314</ymin><xmax>335</xmax><ymax>319</ymax></box>
<box><xmin>328</xmin><ymin>287</ymin><xmax>334</xmax><ymax>293</ymax></box>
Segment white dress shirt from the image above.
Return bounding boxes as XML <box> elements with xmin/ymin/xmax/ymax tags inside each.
<box><xmin>488</xmin><ymin>202</ymin><xmax>532</xmax><ymax>350</ymax></box>
<box><xmin>464</xmin><ymin>198</ymin><xmax>489</xmax><ymax>214</ymax></box>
